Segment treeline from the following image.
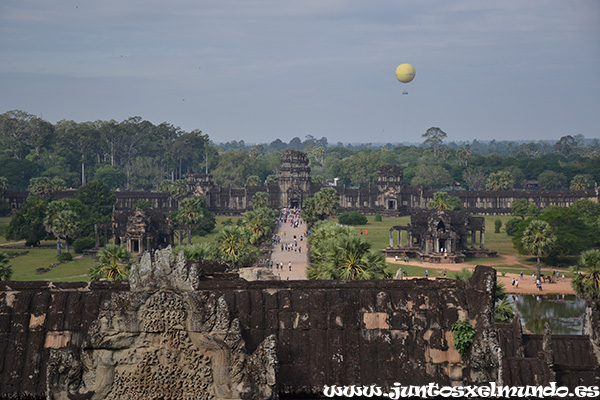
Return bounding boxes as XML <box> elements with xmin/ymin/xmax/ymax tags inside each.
<box><xmin>1</xmin><ymin>110</ymin><xmax>599</xmax><ymax>194</ymax></box>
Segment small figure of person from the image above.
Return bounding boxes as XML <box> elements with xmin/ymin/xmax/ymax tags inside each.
<box><xmin>288</xmin><ymin>261</ymin><xmax>292</xmax><ymax>271</ymax></box>
<box><xmin>425</xmin><ymin>269</ymin><xmax>429</xmax><ymax>279</ymax></box>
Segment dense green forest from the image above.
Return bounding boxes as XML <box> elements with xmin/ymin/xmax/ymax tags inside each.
<box><xmin>1</xmin><ymin>110</ymin><xmax>599</xmax><ymax>193</ymax></box>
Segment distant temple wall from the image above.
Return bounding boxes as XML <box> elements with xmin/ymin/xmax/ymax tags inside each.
<box><xmin>2</xmin><ymin>150</ymin><xmax>598</xmax><ymax>216</ymax></box>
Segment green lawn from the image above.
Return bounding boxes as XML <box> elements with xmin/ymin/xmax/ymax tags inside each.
<box><xmin>4</xmin><ymin>248</ymin><xmax>97</xmax><ymax>282</ymax></box>
<box><xmin>0</xmin><ymin>217</ymin><xmax>10</xmax><ymax>244</ymax></box>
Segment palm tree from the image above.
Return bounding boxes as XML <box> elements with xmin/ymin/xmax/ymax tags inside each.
<box><xmin>173</xmin><ymin>197</ymin><xmax>208</xmax><ymax>245</ymax></box>
<box><xmin>44</xmin><ymin>200</ymin><xmax>81</xmax><ymax>255</ymax></box>
<box><xmin>93</xmin><ymin>244</ymin><xmax>133</xmax><ymax>281</ymax></box>
<box><xmin>0</xmin><ymin>252</ymin><xmax>13</xmax><ymax>281</ymax></box>
<box><xmin>175</xmin><ymin>243</ymin><xmax>219</xmax><ymax>260</ymax></box>
<box><xmin>243</xmin><ymin>208</ymin><xmax>276</xmax><ymax>245</ymax></box>
<box><xmin>428</xmin><ymin>192</ymin><xmax>463</xmax><ymax>211</ymax></box>
<box><xmin>521</xmin><ymin>220</ymin><xmax>556</xmax><ymax>279</ymax></box>
<box><xmin>217</xmin><ymin>225</ymin><xmax>254</xmax><ymax>266</ymax></box>
<box><xmin>309</xmin><ymin>235</ymin><xmax>390</xmax><ymax>280</ymax></box>
<box><xmin>571</xmin><ymin>249</ymin><xmax>600</xmax><ymax>299</ymax></box>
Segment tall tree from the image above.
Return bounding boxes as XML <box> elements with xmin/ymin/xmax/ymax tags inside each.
<box><xmin>521</xmin><ymin>220</ymin><xmax>556</xmax><ymax>279</ymax></box>
<box><xmin>569</xmin><ymin>174</ymin><xmax>595</xmax><ymax>190</ymax></box>
<box><xmin>44</xmin><ymin>200</ymin><xmax>81</xmax><ymax>255</ymax></box>
<box><xmin>462</xmin><ymin>167</ymin><xmax>487</xmax><ymax>190</ymax></box>
<box><xmin>486</xmin><ymin>171</ymin><xmax>515</xmax><ymax>190</ymax></box>
<box><xmin>422</xmin><ymin>127</ymin><xmax>447</xmax><ymax>157</ymax></box>
<box><xmin>28</xmin><ymin>177</ymin><xmax>66</xmax><ymax>198</ymax></box>
<box><xmin>173</xmin><ymin>197</ymin><xmax>214</xmax><ymax>245</ymax></box>
<box><xmin>537</xmin><ymin>170</ymin><xmax>567</xmax><ymax>190</ymax></box>
<box><xmin>411</xmin><ymin>165</ymin><xmax>452</xmax><ymax>189</ymax></box>
<box><xmin>6</xmin><ymin>195</ymin><xmax>48</xmax><ymax>246</ymax></box>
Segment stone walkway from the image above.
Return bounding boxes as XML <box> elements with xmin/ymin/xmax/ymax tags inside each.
<box><xmin>269</xmin><ymin>217</ymin><xmax>310</xmax><ymax>280</ymax></box>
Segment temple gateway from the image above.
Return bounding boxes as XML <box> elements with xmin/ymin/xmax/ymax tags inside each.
<box><xmin>385</xmin><ymin>210</ymin><xmax>497</xmax><ymax>263</ymax></box>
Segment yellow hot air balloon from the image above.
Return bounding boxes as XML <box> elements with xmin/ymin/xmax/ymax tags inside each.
<box><xmin>395</xmin><ymin>63</ymin><xmax>415</xmax><ymax>83</ymax></box>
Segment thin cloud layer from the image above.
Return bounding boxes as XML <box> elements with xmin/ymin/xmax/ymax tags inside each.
<box><xmin>0</xmin><ymin>0</ymin><xmax>598</xmax><ymax>143</ymax></box>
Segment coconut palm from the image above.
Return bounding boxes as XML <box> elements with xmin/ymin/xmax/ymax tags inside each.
<box><xmin>93</xmin><ymin>244</ymin><xmax>133</xmax><ymax>281</ymax></box>
<box><xmin>571</xmin><ymin>249</ymin><xmax>600</xmax><ymax>299</ymax></box>
<box><xmin>521</xmin><ymin>220</ymin><xmax>556</xmax><ymax>279</ymax></box>
<box><xmin>0</xmin><ymin>252</ymin><xmax>13</xmax><ymax>281</ymax></box>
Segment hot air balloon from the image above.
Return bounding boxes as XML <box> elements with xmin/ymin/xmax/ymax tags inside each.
<box><xmin>395</xmin><ymin>63</ymin><xmax>415</xmax><ymax>95</ymax></box>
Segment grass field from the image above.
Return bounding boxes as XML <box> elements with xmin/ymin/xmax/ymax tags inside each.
<box><xmin>0</xmin><ymin>217</ymin><xmax>10</xmax><ymax>244</ymax></box>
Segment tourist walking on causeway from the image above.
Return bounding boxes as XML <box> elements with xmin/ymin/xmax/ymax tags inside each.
<box><xmin>288</xmin><ymin>261</ymin><xmax>292</xmax><ymax>271</ymax></box>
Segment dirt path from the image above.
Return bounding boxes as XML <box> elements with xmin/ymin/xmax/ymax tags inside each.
<box><xmin>386</xmin><ymin>256</ymin><xmax>575</xmax><ymax>295</ymax></box>
<box><xmin>0</xmin><ymin>240</ymin><xmax>26</xmax><ymax>246</ymax></box>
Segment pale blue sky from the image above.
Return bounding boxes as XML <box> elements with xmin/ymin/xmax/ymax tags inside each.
<box><xmin>1</xmin><ymin>0</ymin><xmax>598</xmax><ymax>144</ymax></box>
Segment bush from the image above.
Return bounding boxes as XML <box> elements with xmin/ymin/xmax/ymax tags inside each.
<box><xmin>494</xmin><ymin>219</ymin><xmax>502</xmax><ymax>233</ymax></box>
<box><xmin>505</xmin><ymin>218</ymin><xmax>523</xmax><ymax>236</ymax></box>
<box><xmin>374</xmin><ymin>214</ymin><xmax>382</xmax><ymax>222</ymax></box>
<box><xmin>57</xmin><ymin>252</ymin><xmax>73</xmax><ymax>262</ymax></box>
<box><xmin>338</xmin><ymin>211</ymin><xmax>368</xmax><ymax>226</ymax></box>
<box><xmin>72</xmin><ymin>237</ymin><xmax>96</xmax><ymax>254</ymax></box>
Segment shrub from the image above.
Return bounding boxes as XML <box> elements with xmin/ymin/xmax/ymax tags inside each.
<box><xmin>57</xmin><ymin>252</ymin><xmax>73</xmax><ymax>262</ymax></box>
<box><xmin>451</xmin><ymin>319</ymin><xmax>475</xmax><ymax>356</ymax></box>
<box><xmin>72</xmin><ymin>237</ymin><xmax>96</xmax><ymax>254</ymax></box>
<box><xmin>505</xmin><ymin>218</ymin><xmax>523</xmax><ymax>236</ymax></box>
<box><xmin>338</xmin><ymin>211</ymin><xmax>368</xmax><ymax>226</ymax></box>
<box><xmin>494</xmin><ymin>219</ymin><xmax>502</xmax><ymax>233</ymax></box>
<box><xmin>374</xmin><ymin>214</ymin><xmax>382</xmax><ymax>222</ymax></box>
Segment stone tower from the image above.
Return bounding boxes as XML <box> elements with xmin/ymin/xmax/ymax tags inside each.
<box><xmin>377</xmin><ymin>165</ymin><xmax>404</xmax><ymax>213</ymax></box>
<box><xmin>278</xmin><ymin>150</ymin><xmax>311</xmax><ymax>209</ymax></box>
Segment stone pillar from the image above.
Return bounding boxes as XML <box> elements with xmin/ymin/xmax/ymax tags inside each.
<box><xmin>389</xmin><ymin>230</ymin><xmax>394</xmax><ymax>247</ymax></box>
<box><xmin>94</xmin><ymin>224</ymin><xmax>100</xmax><ymax>248</ymax></box>
<box><xmin>435</xmin><ymin>238</ymin><xmax>440</xmax><ymax>253</ymax></box>
<box><xmin>399</xmin><ymin>230</ymin><xmax>402</xmax><ymax>247</ymax></box>
<box><xmin>447</xmin><ymin>239</ymin><xmax>452</xmax><ymax>254</ymax></box>
<box><xmin>480</xmin><ymin>231</ymin><xmax>485</xmax><ymax>248</ymax></box>
<box><xmin>471</xmin><ymin>231</ymin><xmax>476</xmax><ymax>248</ymax></box>
<box><xmin>407</xmin><ymin>232</ymin><xmax>412</xmax><ymax>247</ymax></box>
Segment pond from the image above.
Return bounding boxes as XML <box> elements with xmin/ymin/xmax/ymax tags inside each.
<box><xmin>507</xmin><ymin>294</ymin><xmax>586</xmax><ymax>335</ymax></box>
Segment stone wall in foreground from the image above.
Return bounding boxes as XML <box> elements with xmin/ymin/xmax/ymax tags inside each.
<box><xmin>0</xmin><ymin>249</ymin><xmax>501</xmax><ymax>399</ymax></box>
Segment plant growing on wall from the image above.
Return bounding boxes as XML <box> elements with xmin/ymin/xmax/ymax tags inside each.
<box><xmin>451</xmin><ymin>319</ymin><xmax>475</xmax><ymax>356</ymax></box>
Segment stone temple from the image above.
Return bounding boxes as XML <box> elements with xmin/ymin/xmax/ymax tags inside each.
<box><xmin>385</xmin><ymin>210</ymin><xmax>497</xmax><ymax>263</ymax></box>
<box><xmin>2</xmin><ymin>150</ymin><xmax>599</xmax><ymax>216</ymax></box>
